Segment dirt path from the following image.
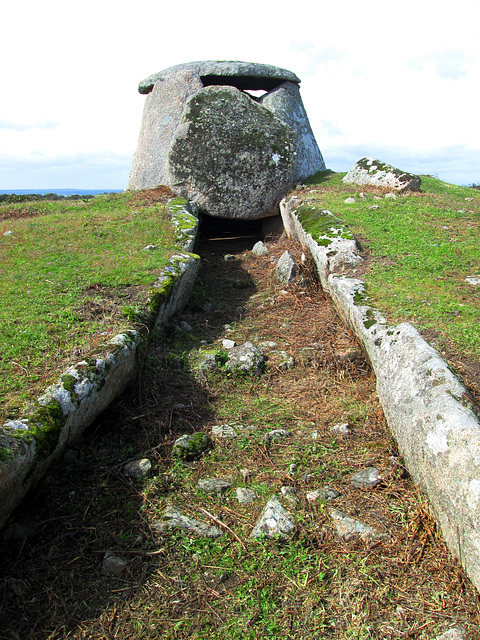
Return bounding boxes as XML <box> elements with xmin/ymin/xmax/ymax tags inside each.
<box><xmin>0</xmin><ymin>231</ymin><xmax>479</xmax><ymax>639</ymax></box>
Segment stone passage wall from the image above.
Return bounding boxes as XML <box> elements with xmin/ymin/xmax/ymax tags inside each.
<box><xmin>128</xmin><ymin>61</ymin><xmax>325</xmax><ymax>219</ymax></box>
<box><xmin>280</xmin><ymin>195</ymin><xmax>480</xmax><ymax>595</ymax></box>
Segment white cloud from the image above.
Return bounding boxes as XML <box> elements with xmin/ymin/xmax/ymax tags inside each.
<box><xmin>1</xmin><ymin>0</ymin><xmax>480</xmax><ymax>188</ymax></box>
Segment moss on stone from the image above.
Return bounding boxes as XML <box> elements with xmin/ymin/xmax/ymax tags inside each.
<box><xmin>8</xmin><ymin>401</ymin><xmax>65</xmax><ymax>458</ymax></box>
<box><xmin>61</xmin><ymin>374</ymin><xmax>77</xmax><ymax>393</ymax></box>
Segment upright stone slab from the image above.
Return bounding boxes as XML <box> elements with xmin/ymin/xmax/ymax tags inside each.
<box><xmin>128</xmin><ymin>61</ymin><xmax>326</xmax><ymax>216</ymax></box>
<box><xmin>260</xmin><ymin>81</ymin><xmax>325</xmax><ymax>181</ymax></box>
<box><xmin>167</xmin><ymin>86</ymin><xmax>296</xmax><ymax>219</ymax></box>
<box><xmin>128</xmin><ymin>70</ymin><xmax>203</xmax><ymax>191</ymax></box>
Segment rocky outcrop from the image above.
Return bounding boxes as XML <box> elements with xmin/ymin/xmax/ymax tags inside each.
<box><xmin>128</xmin><ymin>60</ymin><xmax>325</xmax><ymax>218</ymax></box>
<box><xmin>343</xmin><ymin>157</ymin><xmax>421</xmax><ymax>192</ymax></box>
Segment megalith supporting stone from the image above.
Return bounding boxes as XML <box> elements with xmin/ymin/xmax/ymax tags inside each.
<box><xmin>167</xmin><ymin>86</ymin><xmax>296</xmax><ymax>219</ymax></box>
<box><xmin>129</xmin><ymin>70</ymin><xmax>203</xmax><ymax>191</ymax></box>
<box><xmin>128</xmin><ymin>60</ymin><xmax>325</xmax><ymax>219</ymax></box>
<box><xmin>259</xmin><ymin>81</ymin><xmax>325</xmax><ymax>181</ymax></box>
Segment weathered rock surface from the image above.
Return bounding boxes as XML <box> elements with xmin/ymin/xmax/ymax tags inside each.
<box><xmin>129</xmin><ymin>61</ymin><xmax>325</xmax><ymax>216</ymax></box>
<box><xmin>250</xmin><ymin>496</ymin><xmax>296</xmax><ymax>540</ymax></box>
<box><xmin>343</xmin><ymin>157</ymin><xmax>421</xmax><ymax>192</ymax></box>
<box><xmin>252</xmin><ymin>241</ymin><xmax>269</xmax><ymax>256</ymax></box>
<box><xmin>102</xmin><ymin>552</ymin><xmax>128</xmax><ymax>577</ymax></box>
<box><xmin>224</xmin><ymin>342</ymin><xmax>266</xmax><ymax>375</ymax></box>
<box><xmin>123</xmin><ymin>458</ymin><xmax>152</xmax><ymax>480</ymax></box>
<box><xmin>172</xmin><ymin>433</ymin><xmax>213</xmax><ymax>461</ymax></box>
<box><xmin>154</xmin><ymin>506</ymin><xmax>222</xmax><ymax>538</ymax></box>
<box><xmin>129</xmin><ymin>70</ymin><xmax>203</xmax><ymax>191</ymax></box>
<box><xmin>329</xmin><ymin>508</ymin><xmax>386</xmax><ymax>542</ymax></box>
<box><xmin>197</xmin><ymin>478</ymin><xmax>231</xmax><ymax>495</ymax></box>
<box><xmin>259</xmin><ymin>81</ymin><xmax>326</xmax><ymax>181</ymax></box>
<box><xmin>274</xmin><ymin>250</ymin><xmax>300</xmax><ymax>284</ymax></box>
<box><xmin>167</xmin><ymin>86</ymin><xmax>296</xmax><ymax>219</ymax></box>
<box><xmin>351</xmin><ymin>467</ymin><xmax>381</xmax><ymax>488</ymax></box>
<box><xmin>138</xmin><ymin>60</ymin><xmax>301</xmax><ymax>94</ymax></box>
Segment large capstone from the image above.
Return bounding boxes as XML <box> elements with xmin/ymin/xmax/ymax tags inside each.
<box><xmin>167</xmin><ymin>86</ymin><xmax>296</xmax><ymax>219</ymax></box>
<box><xmin>128</xmin><ymin>61</ymin><xmax>325</xmax><ymax>218</ymax></box>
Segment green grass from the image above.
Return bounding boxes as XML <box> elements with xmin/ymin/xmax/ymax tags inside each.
<box><xmin>302</xmin><ymin>171</ymin><xmax>480</xmax><ymax>361</ymax></box>
<box><xmin>0</xmin><ymin>192</ymin><xmax>175</xmax><ymax>419</ymax></box>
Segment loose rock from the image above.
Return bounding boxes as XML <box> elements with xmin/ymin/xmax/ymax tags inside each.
<box><xmin>329</xmin><ymin>508</ymin><xmax>386</xmax><ymax>542</ymax></box>
<box><xmin>250</xmin><ymin>496</ymin><xmax>296</xmax><ymax>540</ymax></box>
<box><xmin>274</xmin><ymin>250</ymin><xmax>300</xmax><ymax>285</ymax></box>
<box><xmin>236</xmin><ymin>488</ymin><xmax>258</xmax><ymax>504</ymax></box>
<box><xmin>351</xmin><ymin>467</ymin><xmax>381</xmax><ymax>488</ymax></box>
<box><xmin>172</xmin><ymin>433</ymin><xmax>213</xmax><ymax>461</ymax></box>
<box><xmin>252</xmin><ymin>241</ymin><xmax>269</xmax><ymax>256</ymax></box>
<box><xmin>264</xmin><ymin>429</ymin><xmax>291</xmax><ymax>447</ymax></box>
<box><xmin>154</xmin><ymin>506</ymin><xmax>222</xmax><ymax>538</ymax></box>
<box><xmin>102</xmin><ymin>552</ymin><xmax>128</xmax><ymax>577</ymax></box>
<box><xmin>123</xmin><ymin>458</ymin><xmax>152</xmax><ymax>480</ymax></box>
<box><xmin>225</xmin><ymin>342</ymin><xmax>266</xmax><ymax>375</ymax></box>
<box><xmin>197</xmin><ymin>478</ymin><xmax>232</xmax><ymax>496</ymax></box>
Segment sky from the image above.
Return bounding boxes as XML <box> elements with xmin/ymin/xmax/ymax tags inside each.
<box><xmin>1</xmin><ymin>0</ymin><xmax>479</xmax><ymax>190</ymax></box>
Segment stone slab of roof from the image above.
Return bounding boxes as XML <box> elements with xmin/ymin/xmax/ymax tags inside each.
<box><xmin>138</xmin><ymin>60</ymin><xmax>301</xmax><ymax>94</ymax></box>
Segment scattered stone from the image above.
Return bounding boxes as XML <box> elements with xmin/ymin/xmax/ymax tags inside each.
<box><xmin>3</xmin><ymin>230</ymin><xmax>13</xmax><ymax>236</ymax></box>
<box><xmin>435</xmin><ymin>628</ymin><xmax>466</xmax><ymax>640</ymax></box>
<box><xmin>102</xmin><ymin>552</ymin><xmax>128</xmax><ymax>576</ymax></box>
<box><xmin>179</xmin><ymin>320</ymin><xmax>193</xmax><ymax>331</ymax></box>
<box><xmin>385</xmin><ymin>192</ymin><xmax>397</xmax><ymax>199</ymax></box>
<box><xmin>224</xmin><ymin>254</ymin><xmax>235</xmax><ymax>261</ymax></box>
<box><xmin>344</xmin><ymin>197</ymin><xmax>356</xmax><ymax>204</ymax></box>
<box><xmin>258</xmin><ymin>340</ymin><xmax>277</xmax><ymax>351</ymax></box>
<box><xmin>172</xmin><ymin>433</ymin><xmax>213</xmax><ymax>461</ymax></box>
<box><xmin>343</xmin><ymin>157</ymin><xmax>421</xmax><ymax>192</ymax></box>
<box><xmin>123</xmin><ymin>458</ymin><xmax>152</xmax><ymax>480</ymax></box>
<box><xmin>369</xmin><ymin>204</ymin><xmax>380</xmax><ymax>210</ymax></box>
<box><xmin>225</xmin><ymin>342</ymin><xmax>266</xmax><ymax>376</ymax></box>
<box><xmin>465</xmin><ymin>197</ymin><xmax>474</xmax><ymax>201</ymax></box>
<box><xmin>306</xmin><ymin>486</ymin><xmax>340</xmax><ymax>503</ymax></box>
<box><xmin>302</xmin><ymin>472</ymin><xmax>316</xmax><ymax>484</ymax></box>
<box><xmin>351</xmin><ymin>467</ymin><xmax>381</xmax><ymax>488</ymax></box>
<box><xmin>289</xmin><ymin>463</ymin><xmax>298</xmax><ymax>475</ymax></box>
<box><xmin>252</xmin><ymin>241</ymin><xmax>269</xmax><ymax>256</ymax></box>
<box><xmin>308</xmin><ymin>430</ymin><xmax>320</xmax><ymax>440</ymax></box>
<box><xmin>274</xmin><ymin>250</ymin><xmax>300</xmax><ymax>285</ymax></box>
<box><xmin>280</xmin><ymin>486</ymin><xmax>302</xmax><ymax>504</ymax></box>
<box><xmin>142</xmin><ymin>244</ymin><xmax>157</xmax><ymax>251</ymax></box>
<box><xmin>264</xmin><ymin>429</ymin><xmax>291</xmax><ymax>447</ymax></box>
<box><xmin>330</xmin><ymin>423</ymin><xmax>350</xmax><ymax>435</ymax></box>
<box><xmin>465</xmin><ymin>276</ymin><xmax>480</xmax><ymax>286</ymax></box>
<box><xmin>236</xmin><ymin>488</ymin><xmax>258</xmax><ymax>504</ymax></box>
<box><xmin>198</xmin><ymin>350</ymin><xmax>219</xmax><ymax>372</ymax></box>
<box><xmin>329</xmin><ymin>508</ymin><xmax>386</xmax><ymax>542</ymax></box>
<box><xmin>250</xmin><ymin>496</ymin><xmax>296</xmax><ymax>540</ymax></box>
<box><xmin>222</xmin><ymin>339</ymin><xmax>236</xmax><ymax>349</ymax></box>
<box><xmin>211</xmin><ymin>424</ymin><xmax>241</xmax><ymax>439</ymax></box>
<box><xmin>335</xmin><ymin>347</ymin><xmax>362</xmax><ymax>363</ymax></box>
<box><xmin>296</xmin><ymin>346</ymin><xmax>317</xmax><ymax>366</ymax></box>
<box><xmin>197</xmin><ymin>478</ymin><xmax>232</xmax><ymax>496</ymax></box>
<box><xmin>267</xmin><ymin>350</ymin><xmax>295</xmax><ymax>370</ymax></box>
<box><xmin>154</xmin><ymin>506</ymin><xmax>222</xmax><ymax>538</ymax></box>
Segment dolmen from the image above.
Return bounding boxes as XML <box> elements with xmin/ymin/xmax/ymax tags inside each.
<box><xmin>128</xmin><ymin>61</ymin><xmax>326</xmax><ymax>219</ymax></box>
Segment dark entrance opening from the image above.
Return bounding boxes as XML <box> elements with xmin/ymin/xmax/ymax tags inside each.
<box><xmin>195</xmin><ymin>213</ymin><xmax>284</xmax><ymax>254</ymax></box>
